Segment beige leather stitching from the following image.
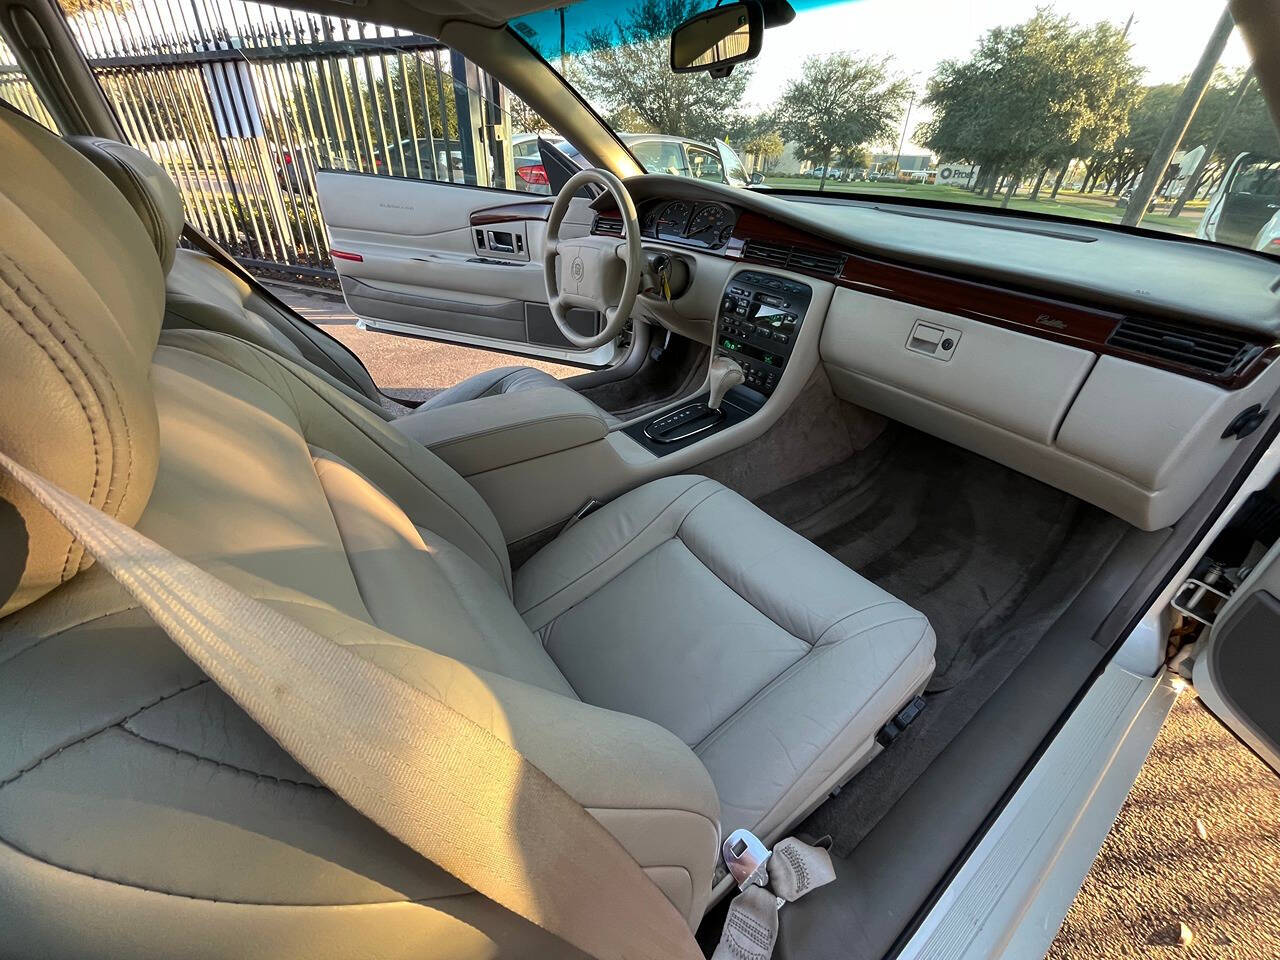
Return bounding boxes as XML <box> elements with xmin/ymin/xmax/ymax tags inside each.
<box><xmin>2</xmin><ymin>251</ymin><xmax>138</xmax><ymax>524</ymax></box>
<box><xmin>118</xmin><ymin>724</ymin><xmax>323</xmax><ymax>791</ymax></box>
<box><xmin>519</xmin><ymin>477</ymin><xmax>721</xmax><ymax>616</ymax></box>
<box><xmin>0</xmin><ymin>252</ymin><xmax>103</xmax><ymax>581</ymax></box>
<box><xmin>159</xmin><ymin>336</ymin><xmax>512</xmax><ymax>588</ymax></box>
<box><xmin>0</xmin><ymin>678</ymin><xmax>208</xmax><ymax>790</ymax></box>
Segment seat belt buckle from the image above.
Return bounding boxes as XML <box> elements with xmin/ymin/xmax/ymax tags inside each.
<box><xmin>722</xmin><ymin>828</ymin><xmax>771</xmax><ymax>890</ymax></box>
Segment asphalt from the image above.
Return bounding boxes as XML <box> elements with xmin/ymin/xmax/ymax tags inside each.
<box><xmin>274</xmin><ymin>283</ymin><xmax>1280</xmax><ymax>960</ymax></box>
<box><xmin>269</xmin><ymin>282</ymin><xmax>578</xmax><ymax>403</ymax></box>
<box><xmin>1047</xmin><ymin>690</ymin><xmax>1280</xmax><ymax>959</ymax></box>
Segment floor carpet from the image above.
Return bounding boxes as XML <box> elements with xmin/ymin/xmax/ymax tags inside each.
<box><xmin>755</xmin><ymin>427</ymin><xmax>1131</xmax><ymax>854</ymax></box>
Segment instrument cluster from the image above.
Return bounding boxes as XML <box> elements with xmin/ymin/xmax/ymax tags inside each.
<box><xmin>641</xmin><ymin>199</ymin><xmax>737</xmax><ymax>248</ymax></box>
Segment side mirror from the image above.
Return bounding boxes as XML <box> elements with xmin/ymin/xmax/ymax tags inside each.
<box><xmin>669</xmin><ymin>0</ymin><xmax>763</xmax><ymax>79</ymax></box>
<box><xmin>750</xmin><ymin>172</ymin><xmax>764</xmax><ymax>184</ymax></box>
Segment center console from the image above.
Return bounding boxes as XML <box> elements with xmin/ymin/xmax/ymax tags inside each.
<box><xmin>714</xmin><ymin>270</ymin><xmax>813</xmax><ymax>395</ymax></box>
<box><xmin>625</xmin><ymin>269</ymin><xmax>813</xmax><ymax>454</ymax></box>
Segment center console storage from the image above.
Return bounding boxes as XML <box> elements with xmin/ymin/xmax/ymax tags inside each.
<box><xmin>393</xmin><ymin>386</ymin><xmax>610</xmax><ymax>477</ymax></box>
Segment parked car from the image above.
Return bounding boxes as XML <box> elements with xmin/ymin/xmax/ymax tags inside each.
<box><xmin>372</xmin><ymin>138</ymin><xmax>466</xmax><ymax>180</ymax></box>
<box><xmin>509</xmin><ymin>131</ymin><xmax>565</xmax><ymax>193</ymax></box>
<box><xmin>275</xmin><ymin>139</ymin><xmax>463</xmax><ymax>193</ymax></box>
<box><xmin>1198</xmin><ymin>151</ymin><xmax>1280</xmax><ymax>253</ymax></box>
<box><xmin>557</xmin><ymin>133</ymin><xmax>752</xmax><ymax>188</ymax></box>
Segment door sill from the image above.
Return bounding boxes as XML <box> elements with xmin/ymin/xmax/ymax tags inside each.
<box><xmin>357</xmin><ymin>317</ymin><xmax>618</xmax><ymax>368</ymax></box>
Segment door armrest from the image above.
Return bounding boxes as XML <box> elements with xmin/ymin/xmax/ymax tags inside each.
<box><xmin>394</xmin><ymin>387</ymin><xmax>609</xmax><ymax>476</ymax></box>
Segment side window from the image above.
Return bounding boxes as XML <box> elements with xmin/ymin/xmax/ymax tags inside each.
<box><xmin>1233</xmin><ymin>158</ymin><xmax>1280</xmax><ymax>198</ymax></box>
<box><xmin>687</xmin><ymin>145</ymin><xmax>725</xmax><ymax>183</ymax></box>
<box><xmin>631</xmin><ymin>139</ymin><xmax>687</xmax><ymax>177</ymax></box>
<box><xmin>0</xmin><ymin>38</ymin><xmax>59</xmax><ymax>132</ymax></box>
<box><xmin>54</xmin><ymin>0</ymin><xmax>571</xmax><ymax>279</ymax></box>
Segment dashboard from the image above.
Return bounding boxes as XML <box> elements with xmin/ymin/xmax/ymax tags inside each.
<box><xmin>640</xmin><ymin>199</ymin><xmax>737</xmax><ymax>248</ymax></box>
<box><xmin>588</xmin><ymin>174</ymin><xmax>1280</xmax><ymax>532</ymax></box>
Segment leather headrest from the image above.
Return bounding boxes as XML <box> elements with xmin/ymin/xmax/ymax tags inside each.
<box><xmin>69</xmin><ymin>136</ymin><xmax>185</xmax><ymax>275</ymax></box>
<box><xmin>0</xmin><ymin>111</ymin><xmax>164</xmax><ymax>617</ymax></box>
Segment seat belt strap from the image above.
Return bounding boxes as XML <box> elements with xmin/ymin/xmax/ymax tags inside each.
<box><xmin>712</xmin><ymin>833</ymin><xmax>837</xmax><ymax>960</ymax></box>
<box><xmin>0</xmin><ymin>451</ymin><xmax>701</xmax><ymax>960</ymax></box>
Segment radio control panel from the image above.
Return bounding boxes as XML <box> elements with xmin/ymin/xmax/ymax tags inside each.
<box><xmin>715</xmin><ymin>271</ymin><xmax>813</xmax><ymax>395</ymax></box>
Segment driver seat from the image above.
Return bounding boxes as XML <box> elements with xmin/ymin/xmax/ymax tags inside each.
<box><xmin>69</xmin><ymin>135</ymin><xmax>616</xmax><ymax>425</ymax></box>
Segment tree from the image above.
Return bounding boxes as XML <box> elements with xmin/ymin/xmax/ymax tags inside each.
<box><xmin>743</xmin><ymin>129</ymin><xmax>784</xmax><ymax>172</ymax></box>
<box><xmin>570</xmin><ymin>0</ymin><xmax>752</xmax><ymax>142</ymax></box>
<box><xmin>59</xmin><ymin>0</ymin><xmax>129</xmax><ymax>15</ymax></box>
<box><xmin>838</xmin><ymin>143</ymin><xmax>872</xmax><ymax>174</ymax></box>
<box><xmin>1044</xmin><ymin>21</ymin><xmax>1143</xmax><ymax>199</ymax></box>
<box><xmin>918</xmin><ymin>11</ymin><xmax>1141</xmax><ymax>207</ymax></box>
<box><xmin>776</xmin><ymin>52</ymin><xmax>910</xmax><ymax>191</ymax></box>
<box><xmin>508</xmin><ymin>97</ymin><xmax>554</xmax><ymax>135</ymax></box>
<box><xmin>1213</xmin><ymin>69</ymin><xmax>1280</xmax><ymax>159</ymax></box>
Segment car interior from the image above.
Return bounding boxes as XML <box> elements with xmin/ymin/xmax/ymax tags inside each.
<box><xmin>3</xmin><ymin>0</ymin><xmax>1280</xmax><ymax>958</ymax></box>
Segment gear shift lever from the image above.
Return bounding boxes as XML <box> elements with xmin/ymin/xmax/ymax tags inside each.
<box><xmin>707</xmin><ymin>355</ymin><xmax>745</xmax><ymax>411</ymax></box>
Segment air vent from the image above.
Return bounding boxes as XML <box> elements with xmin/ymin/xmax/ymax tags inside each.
<box><xmin>1107</xmin><ymin>316</ymin><xmax>1260</xmax><ymax>377</ymax></box>
<box><xmin>593</xmin><ymin>215</ymin><xmax>623</xmax><ymax>236</ymax></box>
<box><xmin>743</xmin><ymin>239</ymin><xmax>845</xmax><ymax>277</ymax></box>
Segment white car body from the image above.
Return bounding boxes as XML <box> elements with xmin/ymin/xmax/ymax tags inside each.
<box><xmin>1198</xmin><ymin>151</ymin><xmax>1280</xmax><ymax>253</ymax></box>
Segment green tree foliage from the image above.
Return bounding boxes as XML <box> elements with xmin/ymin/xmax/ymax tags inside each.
<box><xmin>281</xmin><ymin>53</ymin><xmax>461</xmax><ymax>173</ymax></box>
<box><xmin>918</xmin><ymin>10</ymin><xmax>1141</xmax><ymax>203</ymax></box>
<box><xmin>776</xmin><ymin>52</ymin><xmax>910</xmax><ymax>191</ymax></box>
<box><xmin>837</xmin><ymin>143</ymin><xmax>872</xmax><ymax>172</ymax></box>
<box><xmin>1092</xmin><ymin>68</ymin><xmax>1279</xmax><ymax>197</ymax></box>
<box><xmin>570</xmin><ymin>0</ymin><xmax>752</xmax><ymax>142</ymax></box>
<box><xmin>743</xmin><ymin>128</ymin><xmax>784</xmax><ymax>171</ymax></box>
<box><xmin>508</xmin><ymin>96</ymin><xmax>553</xmax><ymax>135</ymax></box>
<box><xmin>58</xmin><ymin>0</ymin><xmax>129</xmax><ymax>16</ymax></box>
<box><xmin>1211</xmin><ymin>70</ymin><xmax>1280</xmax><ymax>161</ymax></box>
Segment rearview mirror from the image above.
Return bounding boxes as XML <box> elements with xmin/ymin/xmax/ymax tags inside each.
<box><xmin>669</xmin><ymin>0</ymin><xmax>763</xmax><ymax>78</ymax></box>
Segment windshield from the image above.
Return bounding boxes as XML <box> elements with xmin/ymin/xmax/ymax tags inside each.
<box><xmin>511</xmin><ymin>0</ymin><xmax>1280</xmax><ymax>254</ymax></box>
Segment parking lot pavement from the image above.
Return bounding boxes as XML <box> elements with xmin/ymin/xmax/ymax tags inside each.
<box><xmin>268</xmin><ymin>283</ymin><xmax>579</xmax><ymax>403</ymax></box>
<box><xmin>1047</xmin><ymin>691</ymin><xmax>1280</xmax><ymax>958</ymax></box>
<box><xmin>273</xmin><ymin>282</ymin><xmax>1280</xmax><ymax>958</ymax></box>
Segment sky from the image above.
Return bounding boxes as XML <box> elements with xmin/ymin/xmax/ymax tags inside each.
<box><xmin>742</xmin><ymin>0</ymin><xmax>1254</xmax><ymax>155</ymax></box>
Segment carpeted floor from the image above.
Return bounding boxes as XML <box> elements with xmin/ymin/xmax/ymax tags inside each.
<box><xmin>756</xmin><ymin>427</ymin><xmax>1131</xmax><ymax>854</ymax></box>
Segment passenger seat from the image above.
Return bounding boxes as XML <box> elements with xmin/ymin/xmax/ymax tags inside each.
<box><xmin>70</xmin><ymin>136</ymin><xmax>615</xmax><ymax>423</ymax></box>
<box><xmin>2</xmin><ymin>111</ymin><xmax>935</xmax><ymax>956</ymax></box>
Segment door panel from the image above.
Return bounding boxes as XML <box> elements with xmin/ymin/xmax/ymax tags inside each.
<box><xmin>316</xmin><ymin>171</ymin><xmax>613</xmax><ymax>365</ymax></box>
<box><xmin>1216</xmin><ymin>153</ymin><xmax>1280</xmax><ymax>248</ymax></box>
<box><xmin>1192</xmin><ymin>538</ymin><xmax>1280</xmax><ymax>773</ymax></box>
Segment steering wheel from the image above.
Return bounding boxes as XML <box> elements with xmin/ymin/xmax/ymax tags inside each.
<box><xmin>542</xmin><ymin>168</ymin><xmax>643</xmax><ymax>349</ymax></box>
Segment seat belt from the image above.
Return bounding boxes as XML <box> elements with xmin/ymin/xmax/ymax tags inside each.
<box><xmin>0</xmin><ymin>451</ymin><xmax>701</xmax><ymax>960</ymax></box>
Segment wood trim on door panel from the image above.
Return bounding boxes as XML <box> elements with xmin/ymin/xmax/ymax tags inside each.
<box><xmin>471</xmin><ymin>199</ymin><xmax>553</xmax><ymax>226</ymax></box>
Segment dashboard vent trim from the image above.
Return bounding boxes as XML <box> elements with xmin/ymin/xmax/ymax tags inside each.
<box><xmin>593</xmin><ymin>214</ymin><xmax>623</xmax><ymax>236</ymax></box>
<box><xmin>743</xmin><ymin>239</ymin><xmax>845</xmax><ymax>277</ymax></box>
<box><xmin>1107</xmin><ymin>316</ymin><xmax>1260</xmax><ymax>377</ymax></box>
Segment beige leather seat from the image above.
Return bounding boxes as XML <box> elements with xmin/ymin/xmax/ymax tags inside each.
<box><xmin>1</xmin><ymin>111</ymin><xmax>934</xmax><ymax>958</ymax></box>
<box><xmin>69</xmin><ymin>135</ymin><xmax>616</xmax><ymax>424</ymax></box>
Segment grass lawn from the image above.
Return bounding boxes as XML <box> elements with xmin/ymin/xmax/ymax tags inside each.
<box><xmin>761</xmin><ymin>178</ymin><xmax>1207</xmax><ymax>238</ymax></box>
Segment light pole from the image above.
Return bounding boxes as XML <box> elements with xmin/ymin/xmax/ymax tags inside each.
<box><xmin>895</xmin><ymin>89</ymin><xmax>916</xmax><ymax>174</ymax></box>
<box><xmin>1121</xmin><ymin>5</ymin><xmax>1235</xmax><ymax>227</ymax></box>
